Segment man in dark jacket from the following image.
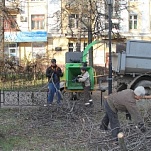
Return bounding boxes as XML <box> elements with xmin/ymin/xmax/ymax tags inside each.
<box><xmin>100</xmin><ymin>86</ymin><xmax>146</xmax><ymax>140</ymax></box>
<box><xmin>45</xmin><ymin>59</ymin><xmax>63</xmax><ymax>106</ymax></box>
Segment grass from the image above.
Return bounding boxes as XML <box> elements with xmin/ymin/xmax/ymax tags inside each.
<box><xmin>0</xmin><ymin>109</ymin><xmax>27</xmax><ymax>150</ymax></box>
<box><xmin>0</xmin><ymin>108</ymin><xmax>91</xmax><ymax>151</ymax></box>
<box><xmin>0</xmin><ymin>136</ymin><xmax>27</xmax><ymax>151</ymax></box>
<box><xmin>0</xmin><ymin>91</ymin><xmax>103</xmax><ymax>151</ymax></box>
<box><xmin>0</xmin><ymin>73</ymin><xmax>47</xmax><ymax>91</ymax></box>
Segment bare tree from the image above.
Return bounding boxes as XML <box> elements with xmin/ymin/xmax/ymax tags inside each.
<box><xmin>0</xmin><ymin>0</ymin><xmax>21</xmax><ymax>72</ymax></box>
<box><xmin>61</xmin><ymin>0</ymin><xmax>129</xmax><ymax>66</ymax></box>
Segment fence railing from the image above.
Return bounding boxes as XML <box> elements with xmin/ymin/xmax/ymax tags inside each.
<box><xmin>0</xmin><ymin>90</ymin><xmax>48</xmax><ymax>107</ymax></box>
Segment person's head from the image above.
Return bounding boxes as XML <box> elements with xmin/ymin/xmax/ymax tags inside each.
<box><xmin>51</xmin><ymin>59</ymin><xmax>56</xmax><ymax>66</ymax></box>
<box><xmin>134</xmin><ymin>86</ymin><xmax>145</xmax><ymax>100</ymax></box>
<box><xmin>80</xmin><ymin>66</ymin><xmax>87</xmax><ymax>74</ymax></box>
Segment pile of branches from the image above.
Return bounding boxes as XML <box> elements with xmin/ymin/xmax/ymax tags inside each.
<box><xmin>17</xmin><ymin>100</ymin><xmax>151</xmax><ymax>151</ymax></box>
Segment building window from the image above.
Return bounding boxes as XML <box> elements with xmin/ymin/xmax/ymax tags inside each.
<box><xmin>8</xmin><ymin>43</ymin><xmax>18</xmax><ymax>58</ymax></box>
<box><xmin>32</xmin><ymin>42</ymin><xmax>46</xmax><ymax>58</ymax></box>
<box><xmin>84</xmin><ymin>43</ymin><xmax>87</xmax><ymax>50</ymax></box>
<box><xmin>4</xmin><ymin>15</ymin><xmax>17</xmax><ymax>31</ymax></box>
<box><xmin>4</xmin><ymin>21</ymin><xmax>9</xmax><ymax>30</ymax></box>
<box><xmin>31</xmin><ymin>15</ymin><xmax>45</xmax><ymax>30</ymax></box>
<box><xmin>81</xmin><ymin>15</ymin><xmax>88</xmax><ymax>30</ymax></box>
<box><xmin>69</xmin><ymin>14</ymin><xmax>88</xmax><ymax>30</ymax></box>
<box><xmin>9</xmin><ymin>48</ymin><xmax>16</xmax><ymax>56</ymax></box>
<box><xmin>113</xmin><ymin>0</ymin><xmax>120</xmax><ymax>17</ymax></box>
<box><xmin>69</xmin><ymin>14</ymin><xmax>78</xmax><ymax>28</ymax></box>
<box><xmin>112</xmin><ymin>23</ymin><xmax>119</xmax><ymax>30</ymax></box>
<box><xmin>9</xmin><ymin>43</ymin><xmax>17</xmax><ymax>47</ymax></box>
<box><xmin>68</xmin><ymin>43</ymin><xmax>74</xmax><ymax>52</ymax></box>
<box><xmin>129</xmin><ymin>15</ymin><xmax>137</xmax><ymax>29</ymax></box>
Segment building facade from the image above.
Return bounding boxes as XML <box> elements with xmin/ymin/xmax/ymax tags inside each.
<box><xmin>4</xmin><ymin>0</ymin><xmax>47</xmax><ymax>65</ymax></box>
<box><xmin>3</xmin><ymin>0</ymin><xmax>151</xmax><ymax>67</ymax></box>
<box><xmin>120</xmin><ymin>0</ymin><xmax>151</xmax><ymax>40</ymax></box>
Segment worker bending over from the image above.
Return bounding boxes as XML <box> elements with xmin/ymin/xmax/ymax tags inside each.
<box><xmin>100</xmin><ymin>86</ymin><xmax>146</xmax><ymax>140</ymax></box>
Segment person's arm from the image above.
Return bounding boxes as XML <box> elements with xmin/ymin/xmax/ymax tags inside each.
<box><xmin>78</xmin><ymin>73</ymin><xmax>89</xmax><ymax>82</ymax></box>
<box><xmin>126</xmin><ymin>103</ymin><xmax>146</xmax><ymax>132</ymax></box>
<box><xmin>56</xmin><ymin>67</ymin><xmax>63</xmax><ymax>77</ymax></box>
<box><xmin>77</xmin><ymin>75</ymin><xmax>82</xmax><ymax>78</ymax></box>
<box><xmin>143</xmin><ymin>95</ymin><xmax>151</xmax><ymax>99</ymax></box>
<box><xmin>125</xmin><ymin>101</ymin><xmax>144</xmax><ymax>129</ymax></box>
<box><xmin>46</xmin><ymin>67</ymin><xmax>53</xmax><ymax>78</ymax></box>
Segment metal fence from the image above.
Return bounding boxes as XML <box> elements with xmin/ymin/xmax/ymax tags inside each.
<box><xmin>0</xmin><ymin>72</ymin><xmax>48</xmax><ymax>107</ymax></box>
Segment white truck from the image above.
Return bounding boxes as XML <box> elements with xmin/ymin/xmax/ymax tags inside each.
<box><xmin>112</xmin><ymin>40</ymin><xmax>151</xmax><ymax>94</ymax></box>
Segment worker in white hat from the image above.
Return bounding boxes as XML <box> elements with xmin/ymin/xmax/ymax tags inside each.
<box><xmin>78</xmin><ymin>66</ymin><xmax>93</xmax><ymax>106</ymax></box>
<box><xmin>134</xmin><ymin>86</ymin><xmax>146</xmax><ymax>97</ymax></box>
<box><xmin>100</xmin><ymin>86</ymin><xmax>146</xmax><ymax>141</ymax></box>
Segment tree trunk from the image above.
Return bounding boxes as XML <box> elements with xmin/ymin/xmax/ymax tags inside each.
<box><xmin>118</xmin><ymin>132</ymin><xmax>128</xmax><ymax>151</ymax></box>
<box><xmin>76</xmin><ymin>4</ymin><xmax>82</xmax><ymax>52</ymax></box>
<box><xmin>88</xmin><ymin>2</ymin><xmax>93</xmax><ymax>67</ymax></box>
<box><xmin>88</xmin><ymin>24</ymin><xmax>93</xmax><ymax>67</ymax></box>
<box><xmin>0</xmin><ymin>0</ymin><xmax>5</xmax><ymax>65</ymax></box>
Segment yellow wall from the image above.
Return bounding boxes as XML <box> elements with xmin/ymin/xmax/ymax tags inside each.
<box><xmin>47</xmin><ymin>37</ymin><xmax>68</xmax><ymax>65</ymax></box>
<box><xmin>19</xmin><ymin>42</ymin><xmax>47</xmax><ymax>65</ymax></box>
<box><xmin>19</xmin><ymin>43</ymin><xmax>32</xmax><ymax>63</ymax></box>
<box><xmin>47</xmin><ymin>36</ymin><xmax>108</xmax><ymax>66</ymax></box>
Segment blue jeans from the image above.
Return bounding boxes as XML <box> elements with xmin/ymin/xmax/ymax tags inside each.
<box><xmin>101</xmin><ymin>100</ymin><xmax>120</xmax><ymax>139</ymax></box>
<box><xmin>48</xmin><ymin>82</ymin><xmax>61</xmax><ymax>104</ymax></box>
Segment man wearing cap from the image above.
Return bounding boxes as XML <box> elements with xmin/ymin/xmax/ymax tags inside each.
<box><xmin>78</xmin><ymin>67</ymin><xmax>93</xmax><ymax>106</ymax></box>
<box><xmin>45</xmin><ymin>59</ymin><xmax>63</xmax><ymax>106</ymax></box>
<box><xmin>100</xmin><ymin>86</ymin><xmax>146</xmax><ymax>140</ymax></box>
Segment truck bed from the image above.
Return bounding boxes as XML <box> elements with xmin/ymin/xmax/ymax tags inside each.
<box><xmin>112</xmin><ymin>40</ymin><xmax>151</xmax><ymax>74</ymax></box>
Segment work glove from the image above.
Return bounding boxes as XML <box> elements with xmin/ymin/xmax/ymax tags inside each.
<box><xmin>78</xmin><ymin>78</ymin><xmax>81</xmax><ymax>82</ymax></box>
<box><xmin>76</xmin><ymin>78</ymin><xmax>79</xmax><ymax>82</ymax></box>
<box><xmin>138</xmin><ymin>123</ymin><xmax>146</xmax><ymax>133</ymax></box>
<box><xmin>126</xmin><ymin>111</ymin><xmax>131</xmax><ymax>120</ymax></box>
<box><xmin>77</xmin><ymin>75</ymin><xmax>82</xmax><ymax>78</ymax></box>
<box><xmin>72</xmin><ymin>77</ymin><xmax>79</xmax><ymax>83</ymax></box>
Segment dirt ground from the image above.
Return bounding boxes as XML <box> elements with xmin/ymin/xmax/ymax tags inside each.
<box><xmin>0</xmin><ymin>90</ymin><xmax>151</xmax><ymax>151</ymax></box>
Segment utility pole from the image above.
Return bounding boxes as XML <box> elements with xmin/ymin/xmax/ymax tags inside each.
<box><xmin>0</xmin><ymin>0</ymin><xmax>4</xmax><ymax>64</ymax></box>
<box><xmin>88</xmin><ymin>2</ymin><xmax>93</xmax><ymax>67</ymax></box>
<box><xmin>88</xmin><ymin>22</ymin><xmax>93</xmax><ymax>67</ymax></box>
<box><xmin>107</xmin><ymin>0</ymin><xmax>113</xmax><ymax>94</ymax></box>
<box><xmin>76</xmin><ymin>3</ymin><xmax>82</xmax><ymax>52</ymax></box>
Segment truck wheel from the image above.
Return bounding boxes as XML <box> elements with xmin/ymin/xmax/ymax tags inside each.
<box><xmin>134</xmin><ymin>80</ymin><xmax>151</xmax><ymax>95</ymax></box>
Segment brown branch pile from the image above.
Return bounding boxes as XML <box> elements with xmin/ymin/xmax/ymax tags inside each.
<box><xmin>14</xmin><ymin>100</ymin><xmax>151</xmax><ymax>151</ymax></box>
